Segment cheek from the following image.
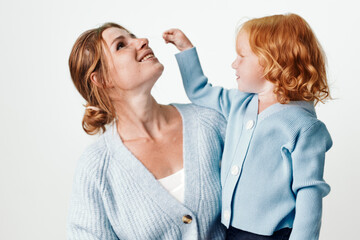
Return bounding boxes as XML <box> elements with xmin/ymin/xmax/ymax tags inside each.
<box><xmin>110</xmin><ymin>63</ymin><xmax>140</xmax><ymax>89</ymax></box>
<box><xmin>238</xmin><ymin>64</ymin><xmax>264</xmax><ymax>87</ymax></box>
<box><xmin>255</xmin><ymin>61</ymin><xmax>265</xmax><ymax>76</ymax></box>
<box><xmin>239</xmin><ymin>63</ymin><xmax>258</xmax><ymax>81</ymax></box>
<box><xmin>252</xmin><ymin>55</ymin><xmax>264</xmax><ymax>74</ymax></box>
<box><xmin>246</xmin><ymin>59</ymin><xmax>264</xmax><ymax>79</ymax></box>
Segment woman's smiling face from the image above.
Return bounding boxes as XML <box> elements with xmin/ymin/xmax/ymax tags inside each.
<box><xmin>101</xmin><ymin>27</ymin><xmax>164</xmax><ymax>92</ymax></box>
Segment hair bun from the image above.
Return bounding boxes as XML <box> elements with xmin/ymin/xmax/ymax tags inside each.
<box><xmin>86</xmin><ymin>106</ymin><xmax>102</xmax><ymax>111</ymax></box>
<box><xmin>82</xmin><ymin>104</ymin><xmax>110</xmax><ymax>135</ymax></box>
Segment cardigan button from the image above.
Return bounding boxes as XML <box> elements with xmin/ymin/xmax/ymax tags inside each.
<box><xmin>246</xmin><ymin>120</ymin><xmax>255</xmax><ymax>130</ymax></box>
<box><xmin>224</xmin><ymin>210</ymin><xmax>230</xmax><ymax>221</ymax></box>
<box><xmin>231</xmin><ymin>165</ymin><xmax>240</xmax><ymax>176</ymax></box>
<box><xmin>182</xmin><ymin>215</ymin><xmax>193</xmax><ymax>224</ymax></box>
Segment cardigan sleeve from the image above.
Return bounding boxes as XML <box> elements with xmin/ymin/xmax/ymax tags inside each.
<box><xmin>289</xmin><ymin>121</ymin><xmax>332</xmax><ymax>240</ymax></box>
<box><xmin>175</xmin><ymin>47</ymin><xmax>246</xmax><ymax>119</ymax></box>
<box><xmin>67</xmin><ymin>153</ymin><xmax>119</xmax><ymax>240</ymax></box>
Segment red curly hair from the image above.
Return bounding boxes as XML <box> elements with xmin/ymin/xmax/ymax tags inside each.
<box><xmin>238</xmin><ymin>13</ymin><xmax>331</xmax><ymax>104</ymax></box>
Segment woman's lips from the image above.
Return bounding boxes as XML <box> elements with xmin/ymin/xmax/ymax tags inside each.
<box><xmin>140</xmin><ymin>53</ymin><xmax>155</xmax><ymax>62</ymax></box>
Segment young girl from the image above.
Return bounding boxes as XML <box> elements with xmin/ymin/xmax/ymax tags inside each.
<box><xmin>163</xmin><ymin>13</ymin><xmax>332</xmax><ymax>240</ymax></box>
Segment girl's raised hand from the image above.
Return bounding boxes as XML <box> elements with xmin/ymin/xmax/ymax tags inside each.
<box><xmin>163</xmin><ymin>28</ymin><xmax>193</xmax><ymax>51</ymax></box>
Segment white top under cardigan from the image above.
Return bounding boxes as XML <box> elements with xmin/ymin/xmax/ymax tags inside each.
<box><xmin>158</xmin><ymin>168</ymin><xmax>185</xmax><ymax>203</ymax></box>
<box><xmin>67</xmin><ymin>103</ymin><xmax>227</xmax><ymax>240</ymax></box>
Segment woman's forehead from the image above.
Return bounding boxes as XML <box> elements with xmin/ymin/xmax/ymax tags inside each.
<box><xmin>102</xmin><ymin>27</ymin><xmax>132</xmax><ymax>46</ymax></box>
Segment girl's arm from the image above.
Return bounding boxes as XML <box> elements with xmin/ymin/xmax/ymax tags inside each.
<box><xmin>164</xmin><ymin>28</ymin><xmax>248</xmax><ymax>118</ymax></box>
<box><xmin>290</xmin><ymin>121</ymin><xmax>332</xmax><ymax>240</ymax></box>
<box><xmin>175</xmin><ymin>47</ymin><xmax>247</xmax><ymax>118</ymax></box>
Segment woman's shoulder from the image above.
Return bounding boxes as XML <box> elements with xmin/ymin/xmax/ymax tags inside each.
<box><xmin>172</xmin><ymin>102</ymin><xmax>226</xmax><ymax>121</ymax></box>
<box><xmin>172</xmin><ymin>103</ymin><xmax>227</xmax><ymax>138</ymax></box>
<box><xmin>79</xmin><ymin>135</ymin><xmax>107</xmax><ymax>160</ymax></box>
<box><xmin>73</xmin><ymin>136</ymin><xmax>110</xmax><ymax>184</ymax></box>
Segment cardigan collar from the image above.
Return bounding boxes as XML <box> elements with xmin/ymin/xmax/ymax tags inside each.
<box><xmin>103</xmin><ymin>103</ymin><xmax>201</xmax><ymax>223</ymax></box>
<box><xmin>257</xmin><ymin>98</ymin><xmax>316</xmax><ymax>122</ymax></box>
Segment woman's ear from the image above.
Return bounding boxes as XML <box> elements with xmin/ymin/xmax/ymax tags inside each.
<box><xmin>91</xmin><ymin>71</ymin><xmax>114</xmax><ymax>89</ymax></box>
<box><xmin>90</xmin><ymin>72</ymin><xmax>103</xmax><ymax>88</ymax></box>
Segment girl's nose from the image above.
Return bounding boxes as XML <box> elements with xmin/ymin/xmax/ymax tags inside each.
<box><xmin>231</xmin><ymin>58</ymin><xmax>238</xmax><ymax>69</ymax></box>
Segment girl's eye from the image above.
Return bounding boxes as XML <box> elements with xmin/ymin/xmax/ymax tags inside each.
<box><xmin>117</xmin><ymin>42</ymin><xmax>125</xmax><ymax>50</ymax></box>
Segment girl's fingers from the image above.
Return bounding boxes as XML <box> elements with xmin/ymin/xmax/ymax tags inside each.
<box><xmin>163</xmin><ymin>28</ymin><xmax>180</xmax><ymax>39</ymax></box>
<box><xmin>164</xmin><ymin>28</ymin><xmax>178</xmax><ymax>34</ymax></box>
<box><xmin>163</xmin><ymin>32</ymin><xmax>175</xmax><ymax>42</ymax></box>
<box><xmin>163</xmin><ymin>29</ymin><xmax>182</xmax><ymax>46</ymax></box>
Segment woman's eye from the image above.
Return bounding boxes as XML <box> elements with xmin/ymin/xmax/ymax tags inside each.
<box><xmin>117</xmin><ymin>42</ymin><xmax>125</xmax><ymax>50</ymax></box>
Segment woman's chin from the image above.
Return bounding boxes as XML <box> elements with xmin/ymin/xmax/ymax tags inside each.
<box><xmin>153</xmin><ymin>63</ymin><xmax>164</xmax><ymax>78</ymax></box>
<box><xmin>146</xmin><ymin>66</ymin><xmax>164</xmax><ymax>86</ymax></box>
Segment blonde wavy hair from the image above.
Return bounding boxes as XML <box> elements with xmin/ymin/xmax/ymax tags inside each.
<box><xmin>68</xmin><ymin>22</ymin><xmax>130</xmax><ymax>135</ymax></box>
<box><xmin>238</xmin><ymin>13</ymin><xmax>331</xmax><ymax>104</ymax></box>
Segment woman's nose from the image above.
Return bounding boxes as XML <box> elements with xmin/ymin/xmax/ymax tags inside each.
<box><xmin>134</xmin><ymin>38</ymin><xmax>149</xmax><ymax>50</ymax></box>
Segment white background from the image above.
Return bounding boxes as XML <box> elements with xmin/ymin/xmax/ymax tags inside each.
<box><xmin>0</xmin><ymin>0</ymin><xmax>359</xmax><ymax>239</ymax></box>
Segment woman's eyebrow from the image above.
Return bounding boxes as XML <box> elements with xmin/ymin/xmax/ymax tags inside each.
<box><xmin>111</xmin><ymin>35</ymin><xmax>125</xmax><ymax>47</ymax></box>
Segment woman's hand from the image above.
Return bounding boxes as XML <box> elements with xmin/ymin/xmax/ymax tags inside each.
<box><xmin>163</xmin><ymin>28</ymin><xmax>194</xmax><ymax>51</ymax></box>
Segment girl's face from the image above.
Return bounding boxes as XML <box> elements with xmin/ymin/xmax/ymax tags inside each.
<box><xmin>231</xmin><ymin>31</ymin><xmax>267</xmax><ymax>93</ymax></box>
<box><xmin>101</xmin><ymin>27</ymin><xmax>164</xmax><ymax>93</ymax></box>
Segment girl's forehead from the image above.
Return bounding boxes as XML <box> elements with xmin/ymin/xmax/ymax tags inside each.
<box><xmin>236</xmin><ymin>31</ymin><xmax>249</xmax><ymax>43</ymax></box>
<box><xmin>236</xmin><ymin>31</ymin><xmax>250</xmax><ymax>51</ymax></box>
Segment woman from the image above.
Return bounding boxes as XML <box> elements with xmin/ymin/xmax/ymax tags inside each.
<box><xmin>67</xmin><ymin>22</ymin><xmax>226</xmax><ymax>240</ymax></box>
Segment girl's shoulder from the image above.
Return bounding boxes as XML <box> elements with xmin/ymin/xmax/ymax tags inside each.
<box><xmin>273</xmin><ymin>102</ymin><xmax>332</xmax><ymax>149</ymax></box>
<box><xmin>270</xmin><ymin>101</ymin><xmax>320</xmax><ymax>127</ymax></box>
<box><xmin>263</xmin><ymin>101</ymin><xmax>331</xmax><ymax>140</ymax></box>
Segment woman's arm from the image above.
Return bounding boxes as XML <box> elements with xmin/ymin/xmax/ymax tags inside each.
<box><xmin>67</xmin><ymin>156</ymin><xmax>119</xmax><ymax>240</ymax></box>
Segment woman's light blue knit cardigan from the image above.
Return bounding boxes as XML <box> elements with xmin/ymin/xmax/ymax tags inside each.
<box><xmin>67</xmin><ymin>103</ymin><xmax>227</xmax><ymax>240</ymax></box>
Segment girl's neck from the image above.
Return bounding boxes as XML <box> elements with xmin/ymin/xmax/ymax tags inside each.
<box><xmin>257</xmin><ymin>86</ymin><xmax>279</xmax><ymax>114</ymax></box>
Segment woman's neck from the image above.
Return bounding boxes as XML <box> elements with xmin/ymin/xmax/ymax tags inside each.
<box><xmin>113</xmin><ymin>94</ymin><xmax>171</xmax><ymax>141</ymax></box>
